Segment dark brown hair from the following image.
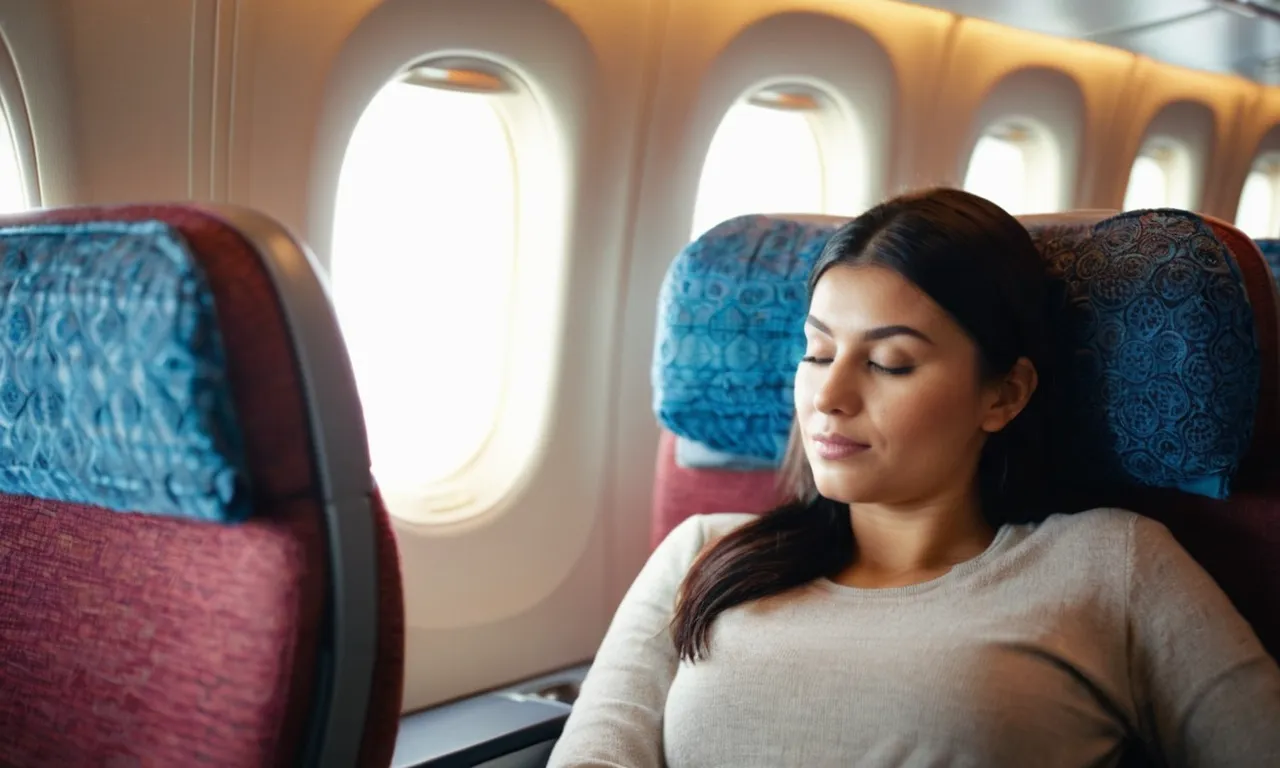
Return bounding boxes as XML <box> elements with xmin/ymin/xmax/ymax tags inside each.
<box><xmin>670</xmin><ymin>188</ymin><xmax>1054</xmax><ymax>662</ymax></box>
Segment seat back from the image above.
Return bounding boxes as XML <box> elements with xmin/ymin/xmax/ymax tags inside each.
<box><xmin>1255</xmin><ymin>237</ymin><xmax>1280</xmax><ymax>281</ymax></box>
<box><xmin>0</xmin><ymin>205</ymin><xmax>403</xmax><ymax>767</ymax></box>
<box><xmin>651</xmin><ymin>208</ymin><xmax>1280</xmax><ymax>660</ymax></box>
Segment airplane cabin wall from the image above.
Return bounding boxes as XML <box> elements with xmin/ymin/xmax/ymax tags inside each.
<box><xmin>0</xmin><ymin>0</ymin><xmax>1279</xmax><ymax>713</ymax></box>
<box><xmin>0</xmin><ymin>1</ymin><xmax>77</xmax><ymax>206</ymax></box>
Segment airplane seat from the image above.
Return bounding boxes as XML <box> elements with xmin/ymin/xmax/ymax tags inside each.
<box><xmin>1253</xmin><ymin>237</ymin><xmax>1280</xmax><ymax>281</ymax></box>
<box><xmin>650</xmin><ymin>214</ymin><xmax>844</xmax><ymax>548</ymax></box>
<box><xmin>652</xmin><ymin>208</ymin><xmax>1280</xmax><ymax>661</ymax></box>
<box><xmin>0</xmin><ymin>205</ymin><xmax>404</xmax><ymax>767</ymax></box>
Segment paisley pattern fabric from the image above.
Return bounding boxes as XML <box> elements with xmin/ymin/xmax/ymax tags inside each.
<box><xmin>1254</xmin><ymin>238</ymin><xmax>1280</xmax><ymax>281</ymax></box>
<box><xmin>652</xmin><ymin>215</ymin><xmax>837</xmax><ymax>461</ymax></box>
<box><xmin>0</xmin><ymin>220</ymin><xmax>250</xmax><ymax>521</ymax></box>
<box><xmin>1029</xmin><ymin>210</ymin><xmax>1260</xmax><ymax>499</ymax></box>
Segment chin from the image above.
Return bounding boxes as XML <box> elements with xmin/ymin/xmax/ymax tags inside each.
<box><xmin>810</xmin><ymin>466</ymin><xmax>878</xmax><ymax>505</ymax></box>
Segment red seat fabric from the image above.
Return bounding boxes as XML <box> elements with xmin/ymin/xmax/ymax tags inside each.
<box><xmin>0</xmin><ymin>205</ymin><xmax>403</xmax><ymax>767</ymax></box>
<box><xmin>648</xmin><ymin>211</ymin><xmax>1280</xmax><ymax>663</ymax></box>
<box><xmin>650</xmin><ymin>430</ymin><xmax>781</xmax><ymax>550</ymax></box>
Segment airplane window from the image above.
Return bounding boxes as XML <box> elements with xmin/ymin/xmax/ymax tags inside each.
<box><xmin>962</xmin><ymin>122</ymin><xmax>1060</xmax><ymax>215</ymax></box>
<box><xmin>1235</xmin><ymin>158</ymin><xmax>1280</xmax><ymax>238</ymax></box>
<box><xmin>691</xmin><ymin>90</ymin><xmax>826</xmax><ymax>238</ymax></box>
<box><xmin>1124</xmin><ymin>154</ymin><xmax>1169</xmax><ymax>210</ymax></box>
<box><xmin>1123</xmin><ymin>142</ymin><xmax>1193</xmax><ymax>211</ymax></box>
<box><xmin>963</xmin><ymin>134</ymin><xmax>1027</xmax><ymax>215</ymax></box>
<box><xmin>331</xmin><ymin>66</ymin><xmax>516</xmax><ymax>496</ymax></box>
<box><xmin>0</xmin><ymin>106</ymin><xmax>27</xmax><ymax>213</ymax></box>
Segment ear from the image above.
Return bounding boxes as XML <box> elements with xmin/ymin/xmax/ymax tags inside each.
<box><xmin>980</xmin><ymin>357</ymin><xmax>1038</xmax><ymax>433</ymax></box>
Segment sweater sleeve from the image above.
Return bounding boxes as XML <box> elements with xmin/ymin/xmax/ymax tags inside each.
<box><xmin>1127</xmin><ymin>514</ymin><xmax>1280</xmax><ymax>766</ymax></box>
<box><xmin>546</xmin><ymin>515</ymin><xmax>711</xmax><ymax>768</ymax></box>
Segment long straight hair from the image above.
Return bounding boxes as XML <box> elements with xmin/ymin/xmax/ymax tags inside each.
<box><xmin>670</xmin><ymin>188</ymin><xmax>1055</xmax><ymax>662</ymax></box>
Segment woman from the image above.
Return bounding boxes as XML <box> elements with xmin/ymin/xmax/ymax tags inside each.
<box><xmin>548</xmin><ymin>189</ymin><xmax>1280</xmax><ymax>767</ymax></box>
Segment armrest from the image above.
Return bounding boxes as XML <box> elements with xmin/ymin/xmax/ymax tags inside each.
<box><xmin>393</xmin><ymin>664</ymin><xmax>588</xmax><ymax>768</ymax></box>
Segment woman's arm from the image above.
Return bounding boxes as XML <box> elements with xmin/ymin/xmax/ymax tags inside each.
<box><xmin>1127</xmin><ymin>514</ymin><xmax>1280</xmax><ymax>766</ymax></box>
<box><xmin>546</xmin><ymin>515</ymin><xmax>711</xmax><ymax>768</ymax></box>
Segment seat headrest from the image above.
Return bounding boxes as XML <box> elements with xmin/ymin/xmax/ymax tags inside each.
<box><xmin>653</xmin><ymin>208</ymin><xmax>1268</xmax><ymax>500</ymax></box>
<box><xmin>1028</xmin><ymin>210</ymin><xmax>1259</xmax><ymax>499</ymax></box>
<box><xmin>0</xmin><ymin>220</ymin><xmax>250</xmax><ymax>521</ymax></box>
<box><xmin>653</xmin><ymin>215</ymin><xmax>840</xmax><ymax>462</ymax></box>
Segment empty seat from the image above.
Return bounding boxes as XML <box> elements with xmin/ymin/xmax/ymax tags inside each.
<box><xmin>651</xmin><ymin>208</ymin><xmax>1280</xmax><ymax>661</ymax></box>
<box><xmin>0</xmin><ymin>204</ymin><xmax>404</xmax><ymax>767</ymax></box>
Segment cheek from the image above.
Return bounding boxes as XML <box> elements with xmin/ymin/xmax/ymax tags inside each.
<box><xmin>876</xmin><ymin>372</ymin><xmax>983</xmax><ymax>444</ymax></box>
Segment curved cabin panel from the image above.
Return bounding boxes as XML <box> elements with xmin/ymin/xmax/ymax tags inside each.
<box><xmin>934</xmin><ymin>17</ymin><xmax>1134</xmax><ymax>208</ymax></box>
<box><xmin>1111</xmin><ymin>59</ymin><xmax>1252</xmax><ymax>213</ymax></box>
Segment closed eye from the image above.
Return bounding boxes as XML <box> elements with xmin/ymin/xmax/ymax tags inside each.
<box><xmin>801</xmin><ymin>355</ymin><xmax>833</xmax><ymax>365</ymax></box>
<box><xmin>870</xmin><ymin>361</ymin><xmax>914</xmax><ymax>375</ymax></box>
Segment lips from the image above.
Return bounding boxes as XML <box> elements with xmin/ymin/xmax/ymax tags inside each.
<box><xmin>812</xmin><ymin>433</ymin><xmax>870</xmax><ymax>461</ymax></box>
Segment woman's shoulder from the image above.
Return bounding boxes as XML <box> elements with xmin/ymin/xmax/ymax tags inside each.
<box><xmin>698</xmin><ymin>511</ymin><xmax>758</xmax><ymax>538</ymax></box>
<box><xmin>1024</xmin><ymin>507</ymin><xmax>1190</xmax><ymax>568</ymax></box>
<box><xmin>657</xmin><ymin>512</ymin><xmax>757</xmax><ymax>564</ymax></box>
<box><xmin>1033</xmin><ymin>506</ymin><xmax>1145</xmax><ymax>538</ymax></box>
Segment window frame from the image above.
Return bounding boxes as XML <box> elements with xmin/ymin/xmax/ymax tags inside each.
<box><xmin>961</xmin><ymin>118</ymin><xmax>1062</xmax><ymax>215</ymax></box>
<box><xmin>1124</xmin><ymin>139</ymin><xmax>1193</xmax><ymax>211</ymax></box>
<box><xmin>329</xmin><ymin>56</ymin><xmax>565</xmax><ymax>527</ymax></box>
<box><xmin>690</xmin><ymin>81</ymin><xmax>854</xmax><ymax>238</ymax></box>
<box><xmin>0</xmin><ymin>49</ymin><xmax>38</xmax><ymax>211</ymax></box>
<box><xmin>1235</xmin><ymin>154</ymin><xmax>1280</xmax><ymax>238</ymax></box>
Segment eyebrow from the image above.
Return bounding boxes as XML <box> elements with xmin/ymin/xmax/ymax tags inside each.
<box><xmin>805</xmin><ymin>315</ymin><xmax>934</xmax><ymax>345</ymax></box>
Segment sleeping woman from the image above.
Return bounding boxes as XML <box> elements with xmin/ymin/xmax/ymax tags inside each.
<box><xmin>547</xmin><ymin>188</ymin><xmax>1280</xmax><ymax>767</ymax></box>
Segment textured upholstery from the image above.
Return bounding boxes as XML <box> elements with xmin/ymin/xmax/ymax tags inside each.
<box><xmin>0</xmin><ymin>219</ymin><xmax>250</xmax><ymax>521</ymax></box>
<box><xmin>1028</xmin><ymin>210</ymin><xmax>1260</xmax><ymax>499</ymax></box>
<box><xmin>649</xmin><ymin>209</ymin><xmax>1280</xmax><ymax>662</ymax></box>
<box><xmin>0</xmin><ymin>205</ymin><xmax>403</xmax><ymax>767</ymax></box>
<box><xmin>651</xmin><ymin>429</ymin><xmax>781</xmax><ymax>549</ymax></box>
<box><xmin>652</xmin><ymin>215</ymin><xmax>838</xmax><ymax>462</ymax></box>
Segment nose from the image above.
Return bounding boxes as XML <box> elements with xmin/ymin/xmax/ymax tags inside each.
<box><xmin>811</xmin><ymin>359</ymin><xmax>862</xmax><ymax>416</ymax></box>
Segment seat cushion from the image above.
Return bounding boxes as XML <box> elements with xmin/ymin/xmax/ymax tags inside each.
<box><xmin>0</xmin><ymin>494</ymin><xmax>325</xmax><ymax>766</ymax></box>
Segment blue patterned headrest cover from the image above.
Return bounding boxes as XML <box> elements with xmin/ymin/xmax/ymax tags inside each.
<box><xmin>653</xmin><ymin>215</ymin><xmax>839</xmax><ymax>462</ymax></box>
<box><xmin>1255</xmin><ymin>238</ymin><xmax>1280</xmax><ymax>281</ymax></box>
<box><xmin>0</xmin><ymin>220</ymin><xmax>250</xmax><ymax>522</ymax></box>
<box><xmin>1029</xmin><ymin>210</ymin><xmax>1259</xmax><ymax>499</ymax></box>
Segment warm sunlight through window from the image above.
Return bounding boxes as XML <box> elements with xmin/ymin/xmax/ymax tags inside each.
<box><xmin>1124</xmin><ymin>140</ymin><xmax>1194</xmax><ymax>212</ymax></box>
<box><xmin>962</xmin><ymin>122</ymin><xmax>1060</xmax><ymax>215</ymax></box>
<box><xmin>332</xmin><ymin>77</ymin><xmax>515</xmax><ymax>494</ymax></box>
<box><xmin>963</xmin><ymin>135</ymin><xmax>1027</xmax><ymax>215</ymax></box>
<box><xmin>0</xmin><ymin>108</ymin><xmax>26</xmax><ymax>213</ymax></box>
<box><xmin>1236</xmin><ymin>159</ymin><xmax>1280</xmax><ymax>238</ymax></box>
<box><xmin>691</xmin><ymin>97</ymin><xmax>825</xmax><ymax>237</ymax></box>
<box><xmin>1124</xmin><ymin>154</ymin><xmax>1169</xmax><ymax>210</ymax></box>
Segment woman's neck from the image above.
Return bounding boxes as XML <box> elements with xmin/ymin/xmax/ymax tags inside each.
<box><xmin>833</xmin><ymin>492</ymin><xmax>996</xmax><ymax>588</ymax></box>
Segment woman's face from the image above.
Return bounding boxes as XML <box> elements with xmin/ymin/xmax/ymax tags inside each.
<box><xmin>795</xmin><ymin>264</ymin><xmax>1027</xmax><ymax>507</ymax></box>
